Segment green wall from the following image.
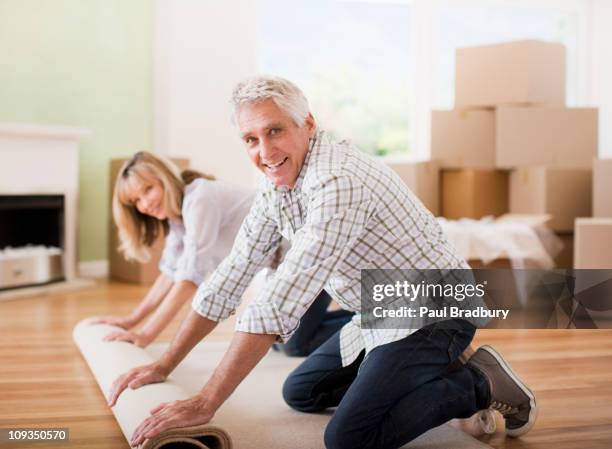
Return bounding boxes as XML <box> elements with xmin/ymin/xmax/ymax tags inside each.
<box><xmin>0</xmin><ymin>0</ymin><xmax>152</xmax><ymax>261</ymax></box>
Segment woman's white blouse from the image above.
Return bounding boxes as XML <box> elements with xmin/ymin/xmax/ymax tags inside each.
<box><xmin>159</xmin><ymin>178</ymin><xmax>255</xmax><ymax>286</ymax></box>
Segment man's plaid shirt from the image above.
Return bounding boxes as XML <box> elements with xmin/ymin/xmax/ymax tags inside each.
<box><xmin>192</xmin><ymin>130</ymin><xmax>468</xmax><ymax>366</ymax></box>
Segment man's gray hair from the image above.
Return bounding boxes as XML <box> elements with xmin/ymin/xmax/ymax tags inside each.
<box><xmin>231</xmin><ymin>75</ymin><xmax>310</xmax><ymax>127</ymax></box>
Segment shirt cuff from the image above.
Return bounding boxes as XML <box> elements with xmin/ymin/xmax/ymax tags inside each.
<box><xmin>234</xmin><ymin>302</ymin><xmax>298</xmax><ymax>342</ymax></box>
<box><xmin>173</xmin><ymin>269</ymin><xmax>204</xmax><ymax>287</ymax></box>
<box><xmin>159</xmin><ymin>263</ymin><xmax>175</xmax><ymax>279</ymax></box>
<box><xmin>191</xmin><ymin>290</ymin><xmax>236</xmax><ymax>322</ymax></box>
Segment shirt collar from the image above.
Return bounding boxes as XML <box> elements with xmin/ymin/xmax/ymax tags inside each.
<box><xmin>271</xmin><ymin>128</ymin><xmax>321</xmax><ymax>194</ymax></box>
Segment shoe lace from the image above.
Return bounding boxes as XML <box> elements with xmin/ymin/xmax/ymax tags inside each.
<box><xmin>490</xmin><ymin>401</ymin><xmax>517</xmax><ymax>415</ymax></box>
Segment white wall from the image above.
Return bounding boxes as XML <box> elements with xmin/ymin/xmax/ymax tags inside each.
<box><xmin>591</xmin><ymin>0</ymin><xmax>612</xmax><ymax>158</ymax></box>
<box><xmin>153</xmin><ymin>0</ymin><xmax>259</xmax><ymax>186</ymax></box>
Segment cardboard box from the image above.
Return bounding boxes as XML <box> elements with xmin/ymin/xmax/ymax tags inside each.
<box><xmin>441</xmin><ymin>169</ymin><xmax>509</xmax><ymax>219</ymax></box>
<box><xmin>573</xmin><ymin>219</ymin><xmax>612</xmax><ymax>327</ymax></box>
<box><xmin>554</xmin><ymin>232</ymin><xmax>574</xmax><ymax>269</ymax></box>
<box><xmin>496</xmin><ymin>107</ymin><xmax>598</xmax><ymax>168</ymax></box>
<box><xmin>108</xmin><ymin>157</ymin><xmax>189</xmax><ymax>284</ymax></box>
<box><xmin>387</xmin><ymin>160</ymin><xmax>439</xmax><ymax>215</ymax></box>
<box><xmin>109</xmin><ymin>223</ymin><xmax>164</xmax><ymax>284</ymax></box>
<box><xmin>432</xmin><ymin>107</ymin><xmax>597</xmax><ymax>170</ymax></box>
<box><xmin>431</xmin><ymin>110</ymin><xmax>495</xmax><ymax>168</ymax></box>
<box><xmin>455</xmin><ymin>40</ymin><xmax>566</xmax><ymax>108</ymax></box>
<box><xmin>468</xmin><ymin>259</ymin><xmax>512</xmax><ymax>269</ymax></box>
<box><xmin>509</xmin><ymin>167</ymin><xmax>592</xmax><ymax>232</ymax></box>
<box><xmin>594</xmin><ymin>159</ymin><xmax>612</xmax><ymax>217</ymax></box>
<box><xmin>575</xmin><ymin>218</ymin><xmax>612</xmax><ymax>269</ymax></box>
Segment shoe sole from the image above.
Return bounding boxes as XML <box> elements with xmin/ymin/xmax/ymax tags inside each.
<box><xmin>480</xmin><ymin>345</ymin><xmax>538</xmax><ymax>437</ymax></box>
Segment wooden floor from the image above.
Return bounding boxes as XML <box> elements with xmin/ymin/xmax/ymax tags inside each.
<box><xmin>0</xmin><ymin>281</ymin><xmax>611</xmax><ymax>449</ymax></box>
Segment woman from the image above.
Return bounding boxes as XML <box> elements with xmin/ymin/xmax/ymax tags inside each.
<box><xmin>90</xmin><ymin>151</ymin><xmax>347</xmax><ymax>352</ymax></box>
<box><xmin>89</xmin><ymin>151</ymin><xmax>255</xmax><ymax>347</ymax></box>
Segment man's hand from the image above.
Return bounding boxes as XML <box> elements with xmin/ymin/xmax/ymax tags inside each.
<box><xmin>126</xmin><ymin>332</ymin><xmax>276</xmax><ymax>446</ymax></box>
<box><xmin>88</xmin><ymin>315</ymin><xmax>136</xmax><ymax>329</ymax></box>
<box><xmin>129</xmin><ymin>394</ymin><xmax>214</xmax><ymax>447</ymax></box>
<box><xmin>103</xmin><ymin>329</ymin><xmax>152</xmax><ymax>348</ymax></box>
<box><xmin>107</xmin><ymin>362</ymin><xmax>170</xmax><ymax>407</ymax></box>
<box><xmin>107</xmin><ymin>312</ymin><xmax>218</xmax><ymax>406</ymax></box>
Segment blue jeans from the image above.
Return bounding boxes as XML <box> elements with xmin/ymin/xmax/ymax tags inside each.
<box><xmin>276</xmin><ymin>290</ymin><xmax>354</xmax><ymax>357</ymax></box>
<box><xmin>282</xmin><ymin>318</ymin><xmax>490</xmax><ymax>449</ymax></box>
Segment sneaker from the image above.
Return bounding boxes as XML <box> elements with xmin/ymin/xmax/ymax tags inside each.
<box><xmin>467</xmin><ymin>345</ymin><xmax>538</xmax><ymax>437</ymax></box>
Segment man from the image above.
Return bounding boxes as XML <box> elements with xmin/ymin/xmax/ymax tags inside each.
<box><xmin>109</xmin><ymin>76</ymin><xmax>537</xmax><ymax>449</ymax></box>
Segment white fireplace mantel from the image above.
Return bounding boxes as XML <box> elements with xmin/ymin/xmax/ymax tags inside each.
<box><xmin>0</xmin><ymin>123</ymin><xmax>91</xmax><ymax>140</ymax></box>
<box><xmin>0</xmin><ymin>122</ymin><xmax>91</xmax><ymax>282</ymax></box>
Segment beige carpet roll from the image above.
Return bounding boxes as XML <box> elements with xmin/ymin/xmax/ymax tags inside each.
<box><xmin>74</xmin><ymin>319</ymin><xmax>493</xmax><ymax>449</ymax></box>
<box><xmin>73</xmin><ymin>320</ymin><xmax>232</xmax><ymax>449</ymax></box>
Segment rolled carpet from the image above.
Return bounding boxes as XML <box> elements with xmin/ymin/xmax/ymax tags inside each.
<box><xmin>74</xmin><ymin>319</ymin><xmax>493</xmax><ymax>449</ymax></box>
<box><xmin>73</xmin><ymin>320</ymin><xmax>231</xmax><ymax>449</ymax></box>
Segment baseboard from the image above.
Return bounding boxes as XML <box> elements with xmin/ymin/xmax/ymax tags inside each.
<box><xmin>78</xmin><ymin>259</ymin><xmax>109</xmax><ymax>279</ymax></box>
<box><xmin>0</xmin><ymin>278</ymin><xmax>97</xmax><ymax>302</ymax></box>
<box><xmin>77</xmin><ymin>259</ymin><xmax>265</xmax><ymax>282</ymax></box>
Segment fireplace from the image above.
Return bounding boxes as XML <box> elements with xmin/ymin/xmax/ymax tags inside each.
<box><xmin>0</xmin><ymin>195</ymin><xmax>65</xmax><ymax>289</ymax></box>
<box><xmin>0</xmin><ymin>123</ymin><xmax>89</xmax><ymax>297</ymax></box>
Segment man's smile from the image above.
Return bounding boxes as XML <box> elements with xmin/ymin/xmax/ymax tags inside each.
<box><xmin>264</xmin><ymin>157</ymin><xmax>289</xmax><ymax>171</ymax></box>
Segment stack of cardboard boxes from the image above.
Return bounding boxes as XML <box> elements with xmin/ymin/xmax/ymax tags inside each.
<box><xmin>428</xmin><ymin>40</ymin><xmax>598</xmax><ymax>268</ymax></box>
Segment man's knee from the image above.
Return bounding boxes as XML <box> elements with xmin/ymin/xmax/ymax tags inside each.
<box><xmin>324</xmin><ymin>415</ymin><xmax>369</xmax><ymax>449</ymax></box>
<box><xmin>282</xmin><ymin>373</ymin><xmax>319</xmax><ymax>412</ymax></box>
<box><xmin>324</xmin><ymin>419</ymin><xmax>344</xmax><ymax>449</ymax></box>
<box><xmin>279</xmin><ymin>341</ymin><xmax>310</xmax><ymax>357</ymax></box>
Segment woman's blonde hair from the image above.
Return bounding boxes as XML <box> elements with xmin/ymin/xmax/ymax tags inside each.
<box><xmin>112</xmin><ymin>151</ymin><xmax>214</xmax><ymax>263</ymax></box>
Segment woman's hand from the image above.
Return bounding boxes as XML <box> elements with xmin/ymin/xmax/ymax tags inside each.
<box><xmin>129</xmin><ymin>394</ymin><xmax>215</xmax><ymax>447</ymax></box>
<box><xmin>88</xmin><ymin>315</ymin><xmax>137</xmax><ymax>330</ymax></box>
<box><xmin>108</xmin><ymin>362</ymin><xmax>170</xmax><ymax>407</ymax></box>
<box><xmin>103</xmin><ymin>329</ymin><xmax>153</xmax><ymax>348</ymax></box>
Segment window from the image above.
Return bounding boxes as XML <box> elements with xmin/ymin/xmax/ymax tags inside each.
<box><xmin>257</xmin><ymin>0</ymin><xmax>589</xmax><ymax>159</ymax></box>
<box><xmin>257</xmin><ymin>0</ymin><xmax>413</xmax><ymax>157</ymax></box>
